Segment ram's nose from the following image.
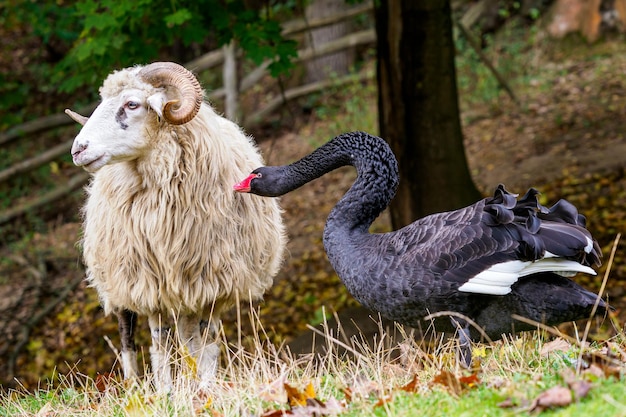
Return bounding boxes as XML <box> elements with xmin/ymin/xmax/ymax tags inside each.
<box><xmin>71</xmin><ymin>141</ymin><xmax>88</xmax><ymax>160</ymax></box>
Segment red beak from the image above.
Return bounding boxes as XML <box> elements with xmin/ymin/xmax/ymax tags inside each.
<box><xmin>233</xmin><ymin>173</ymin><xmax>256</xmax><ymax>193</ymax></box>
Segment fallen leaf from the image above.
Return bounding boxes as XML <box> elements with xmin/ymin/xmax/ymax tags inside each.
<box><xmin>193</xmin><ymin>390</ymin><xmax>218</xmax><ymax>416</ymax></box>
<box><xmin>540</xmin><ymin>338</ymin><xmax>571</xmax><ymax>357</ymax></box>
<box><xmin>400</xmin><ymin>374</ymin><xmax>419</xmax><ymax>392</ymax></box>
<box><xmin>583</xmin><ymin>364</ymin><xmax>606</xmax><ymax>380</ymax></box>
<box><xmin>341</xmin><ymin>387</ymin><xmax>352</xmax><ymax>403</ymax></box>
<box><xmin>181</xmin><ymin>346</ymin><xmax>199</xmax><ymax>378</ymax></box>
<box><xmin>94</xmin><ymin>372</ymin><xmax>116</xmax><ymax>393</ymax></box>
<box><xmin>529</xmin><ymin>385</ymin><xmax>572</xmax><ymax>413</ymax></box>
<box><xmin>262</xmin><ymin>396</ymin><xmax>345</xmax><ymax>417</ymax></box>
<box><xmin>373</xmin><ymin>394</ymin><xmax>393</xmax><ymax>408</ymax></box>
<box><xmin>560</xmin><ymin>368</ymin><xmax>593</xmax><ymax>400</ymax></box>
<box><xmin>433</xmin><ymin>370</ymin><xmax>463</xmax><ymax>396</ymax></box>
<box><xmin>304</xmin><ymin>382</ymin><xmax>316</xmax><ymax>399</ymax></box>
<box><xmin>290</xmin><ymin>397</ymin><xmax>344</xmax><ymax>417</ymax></box>
<box><xmin>569</xmin><ymin>379</ymin><xmax>592</xmax><ymax>400</ymax></box>
<box><xmin>472</xmin><ymin>345</ymin><xmax>487</xmax><ymax>359</ymax></box>
<box><xmin>582</xmin><ymin>351</ymin><xmax>621</xmax><ymax>379</ymax></box>
<box><xmin>432</xmin><ymin>370</ymin><xmax>480</xmax><ymax>396</ymax></box>
<box><xmin>458</xmin><ymin>373</ymin><xmax>481</xmax><ymax>388</ymax></box>
<box><xmin>285</xmin><ymin>382</ymin><xmax>316</xmax><ymax>407</ymax></box>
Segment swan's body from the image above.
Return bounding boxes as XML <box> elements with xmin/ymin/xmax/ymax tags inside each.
<box><xmin>234</xmin><ymin>131</ymin><xmax>606</xmax><ymax>362</ymax></box>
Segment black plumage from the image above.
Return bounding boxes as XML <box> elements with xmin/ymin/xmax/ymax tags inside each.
<box><xmin>234</xmin><ymin>131</ymin><xmax>607</xmax><ymax>364</ymax></box>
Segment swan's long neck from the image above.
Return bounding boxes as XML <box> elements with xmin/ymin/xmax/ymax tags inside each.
<box><xmin>284</xmin><ymin>131</ymin><xmax>399</xmax><ymax>233</ymax></box>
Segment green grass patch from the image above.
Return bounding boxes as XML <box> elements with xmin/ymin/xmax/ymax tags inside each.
<box><xmin>1</xmin><ymin>312</ymin><xmax>624</xmax><ymax>416</ymax></box>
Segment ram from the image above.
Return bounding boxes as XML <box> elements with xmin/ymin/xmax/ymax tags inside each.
<box><xmin>66</xmin><ymin>62</ymin><xmax>286</xmax><ymax>390</ymax></box>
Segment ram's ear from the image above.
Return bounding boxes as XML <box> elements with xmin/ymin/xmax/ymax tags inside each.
<box><xmin>147</xmin><ymin>92</ymin><xmax>167</xmax><ymax>119</ymax></box>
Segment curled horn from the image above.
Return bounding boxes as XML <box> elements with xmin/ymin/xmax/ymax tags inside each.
<box><xmin>65</xmin><ymin>108</ymin><xmax>89</xmax><ymax>126</ymax></box>
<box><xmin>138</xmin><ymin>62</ymin><xmax>203</xmax><ymax>125</ymax></box>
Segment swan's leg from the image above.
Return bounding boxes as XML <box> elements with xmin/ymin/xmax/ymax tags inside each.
<box><xmin>116</xmin><ymin>309</ymin><xmax>139</xmax><ymax>379</ymax></box>
<box><xmin>451</xmin><ymin>318</ymin><xmax>472</xmax><ymax>368</ymax></box>
<box><xmin>177</xmin><ymin>316</ymin><xmax>220</xmax><ymax>389</ymax></box>
<box><xmin>148</xmin><ymin>314</ymin><xmax>173</xmax><ymax>392</ymax></box>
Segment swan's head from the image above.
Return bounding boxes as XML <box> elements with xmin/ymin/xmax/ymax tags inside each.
<box><xmin>233</xmin><ymin>166</ymin><xmax>289</xmax><ymax>197</ymax></box>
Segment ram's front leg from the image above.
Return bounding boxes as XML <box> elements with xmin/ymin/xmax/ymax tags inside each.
<box><xmin>177</xmin><ymin>316</ymin><xmax>220</xmax><ymax>389</ymax></box>
<box><xmin>148</xmin><ymin>314</ymin><xmax>173</xmax><ymax>392</ymax></box>
<box><xmin>198</xmin><ymin>318</ymin><xmax>221</xmax><ymax>388</ymax></box>
<box><xmin>116</xmin><ymin>309</ymin><xmax>139</xmax><ymax>380</ymax></box>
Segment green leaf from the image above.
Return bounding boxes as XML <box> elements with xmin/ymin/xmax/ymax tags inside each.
<box><xmin>164</xmin><ymin>8</ymin><xmax>193</xmax><ymax>28</ymax></box>
<box><xmin>84</xmin><ymin>13</ymin><xmax>118</xmax><ymax>31</ymax></box>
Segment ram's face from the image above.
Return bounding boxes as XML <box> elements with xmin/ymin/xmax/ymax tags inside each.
<box><xmin>70</xmin><ymin>88</ymin><xmax>168</xmax><ymax>173</ymax></box>
<box><xmin>67</xmin><ymin>62</ymin><xmax>204</xmax><ymax>173</ymax></box>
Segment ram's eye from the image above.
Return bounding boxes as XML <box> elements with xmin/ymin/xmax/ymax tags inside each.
<box><xmin>126</xmin><ymin>101</ymin><xmax>140</xmax><ymax>110</ymax></box>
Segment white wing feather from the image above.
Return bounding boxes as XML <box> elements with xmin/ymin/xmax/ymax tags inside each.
<box><xmin>458</xmin><ymin>258</ymin><xmax>596</xmax><ymax>296</ymax></box>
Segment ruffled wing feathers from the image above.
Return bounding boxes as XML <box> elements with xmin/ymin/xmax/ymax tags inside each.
<box><xmin>456</xmin><ymin>184</ymin><xmax>601</xmax><ymax>295</ymax></box>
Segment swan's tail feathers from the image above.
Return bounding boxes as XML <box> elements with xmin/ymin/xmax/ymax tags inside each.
<box><xmin>484</xmin><ymin>184</ymin><xmax>602</xmax><ymax>267</ymax></box>
<box><xmin>537</xmin><ymin>222</ymin><xmax>601</xmax><ymax>267</ymax></box>
<box><xmin>538</xmin><ymin>199</ymin><xmax>602</xmax><ymax>267</ymax></box>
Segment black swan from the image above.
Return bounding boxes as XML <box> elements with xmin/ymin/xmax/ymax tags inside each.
<box><xmin>234</xmin><ymin>131</ymin><xmax>607</xmax><ymax>364</ymax></box>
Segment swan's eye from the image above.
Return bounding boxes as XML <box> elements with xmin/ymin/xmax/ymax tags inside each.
<box><xmin>126</xmin><ymin>101</ymin><xmax>140</xmax><ymax>110</ymax></box>
<box><xmin>256</xmin><ymin>173</ymin><xmax>263</xmax><ymax>179</ymax></box>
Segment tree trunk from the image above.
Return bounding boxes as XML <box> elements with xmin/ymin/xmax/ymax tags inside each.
<box><xmin>375</xmin><ymin>0</ymin><xmax>481</xmax><ymax>228</ymax></box>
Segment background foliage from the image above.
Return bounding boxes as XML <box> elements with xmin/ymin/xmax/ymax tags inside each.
<box><xmin>0</xmin><ymin>0</ymin><xmax>298</xmax><ymax>129</ymax></box>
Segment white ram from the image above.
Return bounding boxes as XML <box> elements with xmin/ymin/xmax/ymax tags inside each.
<box><xmin>66</xmin><ymin>62</ymin><xmax>286</xmax><ymax>390</ymax></box>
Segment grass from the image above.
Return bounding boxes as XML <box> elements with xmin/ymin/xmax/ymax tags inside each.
<box><xmin>1</xmin><ymin>308</ymin><xmax>624</xmax><ymax>416</ymax></box>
